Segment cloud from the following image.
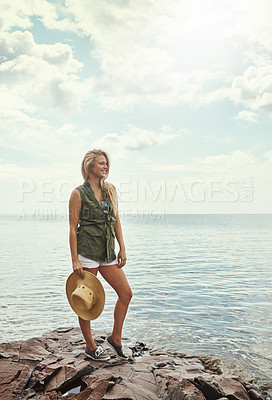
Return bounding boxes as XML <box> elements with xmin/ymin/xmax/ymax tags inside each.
<box><xmin>2</xmin><ymin>0</ymin><xmax>271</xmax><ymax>115</ymax></box>
<box><xmin>222</xmin><ymin>1</ymin><xmax>272</xmax><ymax>118</ymax></box>
<box><xmin>230</xmin><ymin>65</ymin><xmax>272</xmax><ymax>114</ymax></box>
<box><xmin>0</xmin><ymin>161</ymin><xmax>50</xmax><ymax>182</ymax></box>
<box><xmin>62</xmin><ymin>0</ymin><xmax>241</xmax><ymax>109</ymax></box>
<box><xmin>195</xmin><ymin>63</ymin><xmax>272</xmax><ymax>119</ymax></box>
<box><xmin>197</xmin><ymin>151</ymin><xmax>256</xmax><ymax>167</ymax></box>
<box><xmin>93</xmin><ymin>124</ymin><xmax>182</xmax><ymax>152</ymax></box>
<box><xmin>196</xmin><ymin>87</ymin><xmax>231</xmax><ymax>107</ymax></box>
<box><xmin>151</xmin><ymin>150</ymin><xmax>258</xmax><ymax>177</ymax></box>
<box><xmin>225</xmin><ymin>0</ymin><xmax>272</xmax><ymax>52</ymax></box>
<box><xmin>63</xmin><ymin>0</ymin><xmax>272</xmax><ymax>113</ymax></box>
<box><xmin>0</xmin><ymin>30</ymin><xmax>88</xmax><ymax>112</ymax></box>
<box><xmin>0</xmin><ymin>89</ymin><xmax>93</xmax><ymax>162</ymax></box>
<box><xmin>0</xmin><ymin>0</ymin><xmax>77</xmax><ymax>32</ymax></box>
<box><xmin>234</xmin><ymin>110</ymin><xmax>259</xmax><ymax>123</ymax></box>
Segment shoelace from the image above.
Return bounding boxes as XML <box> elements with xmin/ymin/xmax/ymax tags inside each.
<box><xmin>95</xmin><ymin>346</ymin><xmax>104</xmax><ymax>357</ymax></box>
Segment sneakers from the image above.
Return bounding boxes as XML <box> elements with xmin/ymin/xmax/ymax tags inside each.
<box><xmin>85</xmin><ymin>345</ymin><xmax>110</xmax><ymax>361</ymax></box>
<box><xmin>106</xmin><ymin>335</ymin><xmax>128</xmax><ymax>360</ymax></box>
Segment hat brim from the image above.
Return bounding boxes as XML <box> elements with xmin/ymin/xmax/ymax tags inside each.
<box><xmin>66</xmin><ymin>271</ymin><xmax>105</xmax><ymax>320</ymax></box>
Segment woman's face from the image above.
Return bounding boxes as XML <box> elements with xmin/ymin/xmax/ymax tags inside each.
<box><xmin>90</xmin><ymin>155</ymin><xmax>108</xmax><ymax>179</ymax></box>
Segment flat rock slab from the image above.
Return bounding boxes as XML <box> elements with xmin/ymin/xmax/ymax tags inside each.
<box><xmin>0</xmin><ymin>327</ymin><xmax>269</xmax><ymax>400</ymax></box>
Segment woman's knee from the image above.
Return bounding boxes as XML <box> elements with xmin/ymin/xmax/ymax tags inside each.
<box><xmin>119</xmin><ymin>288</ymin><xmax>133</xmax><ymax>305</ymax></box>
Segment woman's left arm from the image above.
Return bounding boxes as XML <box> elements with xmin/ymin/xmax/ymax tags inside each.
<box><xmin>114</xmin><ymin>211</ymin><xmax>127</xmax><ymax>268</ymax></box>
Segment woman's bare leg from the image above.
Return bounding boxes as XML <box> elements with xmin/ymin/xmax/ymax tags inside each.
<box><xmin>78</xmin><ymin>317</ymin><xmax>97</xmax><ymax>350</ymax></box>
<box><xmin>78</xmin><ymin>267</ymin><xmax>99</xmax><ymax>350</ymax></box>
<box><xmin>99</xmin><ymin>265</ymin><xmax>132</xmax><ymax>346</ymax></box>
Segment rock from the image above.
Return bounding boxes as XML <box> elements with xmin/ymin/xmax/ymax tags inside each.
<box><xmin>248</xmin><ymin>388</ymin><xmax>265</xmax><ymax>400</ymax></box>
<box><xmin>0</xmin><ymin>327</ymin><xmax>269</xmax><ymax>400</ymax></box>
<box><xmin>0</xmin><ymin>341</ymin><xmax>21</xmax><ymax>361</ymax></box>
<box><xmin>0</xmin><ymin>359</ymin><xmax>32</xmax><ymax>399</ymax></box>
<box><xmin>191</xmin><ymin>375</ymin><xmax>251</xmax><ymax>400</ymax></box>
<box><xmin>164</xmin><ymin>379</ymin><xmax>206</xmax><ymax>400</ymax></box>
<box><xmin>19</xmin><ymin>338</ymin><xmax>50</xmax><ymax>366</ymax></box>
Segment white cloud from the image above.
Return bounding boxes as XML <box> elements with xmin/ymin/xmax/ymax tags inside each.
<box><xmin>151</xmin><ymin>150</ymin><xmax>258</xmax><ymax>177</ymax></box>
<box><xmin>234</xmin><ymin>110</ymin><xmax>259</xmax><ymax>123</ymax></box>
<box><xmin>197</xmin><ymin>151</ymin><xmax>256</xmax><ymax>168</ymax></box>
<box><xmin>196</xmin><ymin>63</ymin><xmax>272</xmax><ymax>118</ymax></box>
<box><xmin>230</xmin><ymin>65</ymin><xmax>272</xmax><ymax>114</ymax></box>
<box><xmin>223</xmin><ymin>1</ymin><xmax>272</xmax><ymax>117</ymax></box>
<box><xmin>62</xmin><ymin>0</ymin><xmax>241</xmax><ymax>109</ymax></box>
<box><xmin>93</xmin><ymin>124</ymin><xmax>181</xmax><ymax>151</ymax></box>
<box><xmin>0</xmin><ymin>88</ymin><xmax>37</xmax><ymax>117</ymax></box>
<box><xmin>0</xmin><ymin>161</ymin><xmax>49</xmax><ymax>181</ymax></box>
<box><xmin>2</xmin><ymin>0</ymin><xmax>272</xmax><ymax>114</ymax></box>
<box><xmin>225</xmin><ymin>0</ymin><xmax>272</xmax><ymax>52</ymax></box>
<box><xmin>0</xmin><ymin>0</ymin><xmax>77</xmax><ymax>32</ymax></box>
<box><xmin>0</xmin><ymin>30</ymin><xmax>88</xmax><ymax>112</ymax></box>
<box><xmin>196</xmin><ymin>87</ymin><xmax>231</xmax><ymax>107</ymax></box>
<box><xmin>66</xmin><ymin>0</ymin><xmax>272</xmax><ymax>113</ymax></box>
<box><xmin>0</xmin><ymin>90</ymin><xmax>93</xmax><ymax>162</ymax></box>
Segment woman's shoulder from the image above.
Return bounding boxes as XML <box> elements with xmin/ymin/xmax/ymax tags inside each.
<box><xmin>69</xmin><ymin>187</ymin><xmax>82</xmax><ymax>208</ymax></box>
<box><xmin>70</xmin><ymin>187</ymin><xmax>81</xmax><ymax>198</ymax></box>
<box><xmin>75</xmin><ymin>183</ymin><xmax>84</xmax><ymax>191</ymax></box>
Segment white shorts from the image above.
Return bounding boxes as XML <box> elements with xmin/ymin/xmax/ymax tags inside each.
<box><xmin>78</xmin><ymin>254</ymin><xmax>118</xmax><ymax>268</ymax></box>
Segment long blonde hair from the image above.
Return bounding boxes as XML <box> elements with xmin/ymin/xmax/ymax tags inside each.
<box><xmin>81</xmin><ymin>149</ymin><xmax>118</xmax><ymax>214</ymax></box>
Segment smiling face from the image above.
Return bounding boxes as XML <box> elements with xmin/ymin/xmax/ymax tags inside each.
<box><xmin>89</xmin><ymin>155</ymin><xmax>108</xmax><ymax>179</ymax></box>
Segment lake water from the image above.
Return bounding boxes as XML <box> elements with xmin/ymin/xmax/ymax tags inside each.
<box><xmin>0</xmin><ymin>214</ymin><xmax>271</xmax><ymax>395</ymax></box>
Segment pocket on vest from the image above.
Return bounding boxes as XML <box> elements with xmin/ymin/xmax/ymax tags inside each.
<box><xmin>83</xmin><ymin>225</ymin><xmax>104</xmax><ymax>236</ymax></box>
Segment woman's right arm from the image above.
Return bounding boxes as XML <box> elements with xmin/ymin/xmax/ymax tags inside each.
<box><xmin>69</xmin><ymin>189</ymin><xmax>84</xmax><ymax>279</ymax></box>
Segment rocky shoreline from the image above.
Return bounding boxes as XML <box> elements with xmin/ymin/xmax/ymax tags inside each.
<box><xmin>0</xmin><ymin>327</ymin><xmax>270</xmax><ymax>400</ymax></box>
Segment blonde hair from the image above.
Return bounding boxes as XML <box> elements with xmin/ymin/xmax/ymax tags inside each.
<box><xmin>81</xmin><ymin>149</ymin><xmax>118</xmax><ymax>214</ymax></box>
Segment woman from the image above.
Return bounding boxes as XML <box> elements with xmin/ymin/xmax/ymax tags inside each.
<box><xmin>69</xmin><ymin>149</ymin><xmax>132</xmax><ymax>361</ymax></box>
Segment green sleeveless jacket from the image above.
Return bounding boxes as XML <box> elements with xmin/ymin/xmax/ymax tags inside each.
<box><xmin>76</xmin><ymin>180</ymin><xmax>117</xmax><ymax>262</ymax></box>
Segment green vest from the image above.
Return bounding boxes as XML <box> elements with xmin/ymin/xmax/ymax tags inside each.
<box><xmin>76</xmin><ymin>180</ymin><xmax>117</xmax><ymax>262</ymax></box>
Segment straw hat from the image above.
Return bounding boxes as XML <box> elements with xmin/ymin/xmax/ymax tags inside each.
<box><xmin>66</xmin><ymin>271</ymin><xmax>105</xmax><ymax>320</ymax></box>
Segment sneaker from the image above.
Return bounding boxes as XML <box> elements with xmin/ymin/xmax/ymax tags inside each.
<box><xmin>85</xmin><ymin>345</ymin><xmax>110</xmax><ymax>361</ymax></box>
<box><xmin>106</xmin><ymin>335</ymin><xmax>128</xmax><ymax>360</ymax></box>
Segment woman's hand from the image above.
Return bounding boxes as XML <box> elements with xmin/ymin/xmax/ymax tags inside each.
<box><xmin>72</xmin><ymin>260</ymin><xmax>84</xmax><ymax>279</ymax></box>
<box><xmin>117</xmin><ymin>249</ymin><xmax>127</xmax><ymax>268</ymax></box>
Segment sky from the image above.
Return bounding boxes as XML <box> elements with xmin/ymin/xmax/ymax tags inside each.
<box><xmin>0</xmin><ymin>0</ymin><xmax>272</xmax><ymax>216</ymax></box>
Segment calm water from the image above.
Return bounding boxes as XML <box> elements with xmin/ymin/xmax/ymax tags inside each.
<box><xmin>0</xmin><ymin>214</ymin><xmax>271</xmax><ymax>394</ymax></box>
